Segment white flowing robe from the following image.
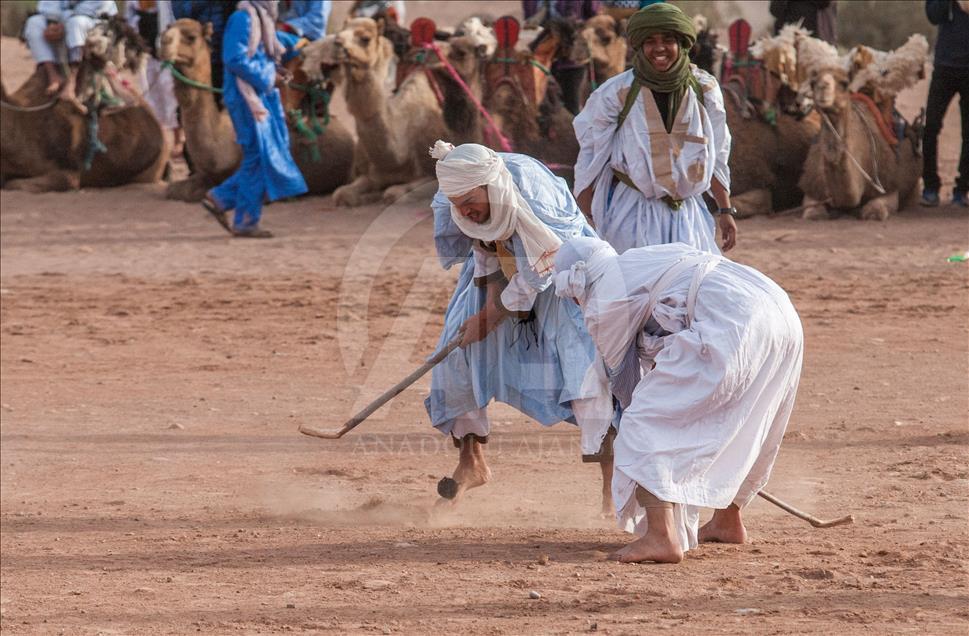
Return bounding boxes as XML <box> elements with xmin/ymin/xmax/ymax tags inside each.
<box><xmin>573</xmin><ymin>67</ymin><xmax>731</xmax><ymax>254</ymax></box>
<box><xmin>580</xmin><ymin>243</ymin><xmax>803</xmax><ymax>552</ymax></box>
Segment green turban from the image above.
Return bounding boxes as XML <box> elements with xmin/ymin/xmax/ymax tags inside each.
<box><xmin>625</xmin><ymin>3</ymin><xmax>701</xmax><ymax>132</ymax></box>
<box><xmin>626</xmin><ymin>2</ymin><xmax>697</xmax><ymax>52</ymax></box>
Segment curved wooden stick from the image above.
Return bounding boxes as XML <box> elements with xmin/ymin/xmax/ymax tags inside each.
<box><xmin>758</xmin><ymin>490</ymin><xmax>854</xmax><ymax>528</ymax></box>
<box><xmin>299</xmin><ymin>337</ymin><xmax>463</xmax><ymax>440</ymax></box>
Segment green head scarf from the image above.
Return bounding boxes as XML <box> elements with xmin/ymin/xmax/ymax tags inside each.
<box><xmin>626</xmin><ymin>3</ymin><xmax>702</xmax><ymax>131</ymax></box>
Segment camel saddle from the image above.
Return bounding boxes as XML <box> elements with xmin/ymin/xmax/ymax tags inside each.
<box><xmin>720</xmin><ymin>20</ymin><xmax>766</xmax><ymax>107</ymax></box>
<box><xmin>394</xmin><ymin>17</ymin><xmax>441</xmax><ymax>91</ymax></box>
<box><xmin>483</xmin><ymin>16</ymin><xmax>543</xmax><ymax>109</ymax></box>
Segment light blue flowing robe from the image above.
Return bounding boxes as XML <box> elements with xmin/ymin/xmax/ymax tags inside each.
<box><xmin>426</xmin><ymin>154</ymin><xmax>600</xmax><ymax>434</ymax></box>
<box><xmin>211</xmin><ymin>9</ymin><xmax>308</xmax><ymax>230</ymax></box>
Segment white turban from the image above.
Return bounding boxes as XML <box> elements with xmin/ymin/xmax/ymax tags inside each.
<box><xmin>553</xmin><ymin>237</ymin><xmax>617</xmax><ymax>304</ymax></box>
<box><xmin>430</xmin><ymin>140</ymin><xmax>563</xmax><ymax>276</ymax></box>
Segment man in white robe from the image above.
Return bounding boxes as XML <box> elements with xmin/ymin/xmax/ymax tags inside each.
<box><xmin>553</xmin><ymin>237</ymin><xmax>803</xmax><ymax>563</ymax></box>
<box><xmin>572</xmin><ymin>3</ymin><xmax>738</xmax><ymax>255</ymax></box>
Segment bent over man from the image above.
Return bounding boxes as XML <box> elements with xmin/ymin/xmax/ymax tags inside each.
<box><xmin>553</xmin><ymin>237</ymin><xmax>804</xmax><ymax>563</ymax></box>
<box><xmin>427</xmin><ymin>142</ymin><xmax>615</xmax><ymax>510</ymax></box>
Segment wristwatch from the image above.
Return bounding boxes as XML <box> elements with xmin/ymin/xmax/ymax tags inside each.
<box><xmin>717</xmin><ymin>206</ymin><xmax>738</xmax><ymax>217</ymax></box>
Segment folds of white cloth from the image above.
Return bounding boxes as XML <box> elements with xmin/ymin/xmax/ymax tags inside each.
<box><xmin>573</xmin><ymin>244</ymin><xmax>803</xmax><ymax>552</ymax></box>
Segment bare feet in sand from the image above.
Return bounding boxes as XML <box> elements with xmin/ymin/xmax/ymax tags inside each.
<box><xmin>698</xmin><ymin>504</ymin><xmax>748</xmax><ymax>544</ymax></box>
<box><xmin>443</xmin><ymin>435</ymin><xmax>491</xmax><ymax>503</ymax></box>
<box><xmin>609</xmin><ymin>486</ymin><xmax>683</xmax><ymax>563</ymax></box>
<box><xmin>610</xmin><ymin>531</ymin><xmax>684</xmax><ymax>564</ymax></box>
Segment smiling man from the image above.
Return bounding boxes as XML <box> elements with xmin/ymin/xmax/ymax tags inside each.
<box><xmin>573</xmin><ymin>2</ymin><xmax>737</xmax><ymax>255</ymax></box>
<box><xmin>426</xmin><ymin>141</ymin><xmax>616</xmax><ymax>511</ymax></box>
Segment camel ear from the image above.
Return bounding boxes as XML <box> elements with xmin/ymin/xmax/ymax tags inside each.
<box><xmin>203</xmin><ymin>21</ymin><xmax>214</xmax><ymax>41</ymax></box>
<box><xmin>375</xmin><ymin>17</ymin><xmax>386</xmax><ymax>36</ymax></box>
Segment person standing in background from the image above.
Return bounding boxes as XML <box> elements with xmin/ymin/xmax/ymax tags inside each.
<box><xmin>769</xmin><ymin>1</ymin><xmax>837</xmax><ymax>44</ymax></box>
<box><xmin>921</xmin><ymin>0</ymin><xmax>969</xmax><ymax>208</ymax></box>
<box><xmin>522</xmin><ymin>0</ymin><xmax>599</xmax><ymax>27</ymax></box>
<box><xmin>350</xmin><ymin>1</ymin><xmax>406</xmax><ymax>25</ymax></box>
<box><xmin>202</xmin><ymin>0</ymin><xmax>308</xmax><ymax>238</ymax></box>
<box><xmin>126</xmin><ymin>1</ymin><xmax>184</xmax><ymax>157</ymax></box>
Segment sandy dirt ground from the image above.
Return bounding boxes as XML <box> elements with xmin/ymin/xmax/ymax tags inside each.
<box><xmin>2</xmin><ymin>6</ymin><xmax>969</xmax><ymax>634</ymax></box>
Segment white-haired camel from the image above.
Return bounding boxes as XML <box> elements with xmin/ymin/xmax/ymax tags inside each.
<box><xmin>159</xmin><ymin>19</ymin><xmax>354</xmax><ymax>202</ymax></box>
<box><xmin>794</xmin><ymin>34</ymin><xmax>927</xmax><ymax>221</ymax></box>
<box><xmin>799</xmin><ymin>64</ymin><xmax>921</xmax><ymax>221</ymax></box>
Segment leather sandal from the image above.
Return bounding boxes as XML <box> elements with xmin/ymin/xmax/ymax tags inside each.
<box><xmin>201</xmin><ymin>195</ymin><xmax>232</xmax><ymax>234</ymax></box>
<box><xmin>232</xmin><ymin>227</ymin><xmax>274</xmax><ymax>239</ymax></box>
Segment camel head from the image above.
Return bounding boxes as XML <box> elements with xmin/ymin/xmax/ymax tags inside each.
<box><xmin>530</xmin><ymin>17</ymin><xmax>577</xmax><ymax>65</ymax></box>
<box><xmin>160</xmin><ymin>19</ymin><xmax>214</xmax><ymax>78</ymax></box>
<box><xmin>330</xmin><ymin>17</ymin><xmax>394</xmax><ymax>82</ymax></box>
<box><xmin>299</xmin><ymin>34</ymin><xmax>345</xmax><ymax>85</ymax></box>
<box><xmin>84</xmin><ymin>16</ymin><xmax>148</xmax><ymax>74</ymax></box>
<box><xmin>446</xmin><ymin>35</ymin><xmax>488</xmax><ymax>82</ymax></box>
<box><xmin>574</xmin><ymin>15</ymin><xmax>626</xmax><ymax>81</ymax></box>
<box><xmin>810</xmin><ymin>66</ymin><xmax>850</xmax><ymax>114</ymax></box>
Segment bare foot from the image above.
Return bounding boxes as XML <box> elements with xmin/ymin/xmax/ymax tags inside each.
<box><xmin>699</xmin><ymin>504</ymin><xmax>748</xmax><ymax>544</ymax></box>
<box><xmin>609</xmin><ymin>532</ymin><xmax>683</xmax><ymax>564</ymax></box>
<box><xmin>445</xmin><ymin>435</ymin><xmax>491</xmax><ymax>503</ymax></box>
<box><xmin>45</xmin><ymin>78</ymin><xmax>63</xmax><ymax>96</ymax></box>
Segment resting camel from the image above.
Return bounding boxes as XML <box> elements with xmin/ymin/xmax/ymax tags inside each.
<box><xmin>302</xmin><ymin>17</ymin><xmax>449</xmax><ymax>206</ymax></box>
<box><xmin>718</xmin><ymin>26</ymin><xmax>824</xmax><ymax>217</ymax></box>
<box><xmin>798</xmin><ymin>65</ymin><xmax>921</xmax><ymax>221</ymax></box>
<box><xmin>1</xmin><ymin>17</ymin><xmax>168</xmax><ymax>192</ymax></box>
<box><xmin>159</xmin><ymin>19</ymin><xmax>354</xmax><ymax>202</ymax></box>
<box><xmin>485</xmin><ymin>18</ymin><xmax>579</xmax><ymax>180</ymax></box>
<box><xmin>559</xmin><ymin>14</ymin><xmax>626</xmax><ymax>114</ymax></box>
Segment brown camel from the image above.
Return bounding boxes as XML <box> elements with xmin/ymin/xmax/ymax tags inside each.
<box><xmin>563</xmin><ymin>14</ymin><xmax>626</xmax><ymax>113</ymax></box>
<box><xmin>432</xmin><ymin>34</ymin><xmax>491</xmax><ymax>146</ymax></box>
<box><xmin>798</xmin><ymin>66</ymin><xmax>920</xmax><ymax>221</ymax></box>
<box><xmin>724</xmin><ymin>88</ymin><xmax>821</xmax><ymax>217</ymax></box>
<box><xmin>159</xmin><ymin>19</ymin><xmax>354</xmax><ymax>202</ymax></box>
<box><xmin>1</xmin><ymin>19</ymin><xmax>168</xmax><ymax>192</ymax></box>
<box><xmin>301</xmin><ymin>17</ymin><xmax>449</xmax><ymax>206</ymax></box>
<box><xmin>723</xmin><ymin>26</ymin><xmax>826</xmax><ymax>217</ymax></box>
<box><xmin>485</xmin><ymin>18</ymin><xmax>579</xmax><ymax>180</ymax></box>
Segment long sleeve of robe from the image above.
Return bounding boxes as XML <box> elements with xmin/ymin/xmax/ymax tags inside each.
<box><xmin>573</xmin><ymin>67</ymin><xmax>730</xmax><ymax>255</ymax></box>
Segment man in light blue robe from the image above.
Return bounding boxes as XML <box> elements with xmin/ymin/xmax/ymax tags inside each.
<box><xmin>276</xmin><ymin>0</ymin><xmax>332</xmax><ymax>62</ymax></box>
<box><xmin>427</xmin><ymin>142</ymin><xmax>615</xmax><ymax>509</ymax></box>
<box><xmin>204</xmin><ymin>0</ymin><xmax>308</xmax><ymax>238</ymax></box>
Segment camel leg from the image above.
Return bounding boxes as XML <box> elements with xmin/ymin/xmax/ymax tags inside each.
<box><xmin>731</xmin><ymin>188</ymin><xmax>773</xmax><ymax>218</ymax></box>
<box><xmin>4</xmin><ymin>171</ymin><xmax>80</xmax><ymax>193</ymax></box>
<box><xmin>165</xmin><ymin>173</ymin><xmax>214</xmax><ymax>202</ymax></box>
<box><xmin>859</xmin><ymin>191</ymin><xmax>897</xmax><ymax>221</ymax></box>
<box><xmin>381</xmin><ymin>177</ymin><xmax>436</xmax><ymax>203</ymax></box>
<box><xmin>333</xmin><ymin>175</ymin><xmax>381</xmax><ymax>207</ymax></box>
<box><xmin>801</xmin><ymin>196</ymin><xmax>831</xmax><ymax>221</ymax></box>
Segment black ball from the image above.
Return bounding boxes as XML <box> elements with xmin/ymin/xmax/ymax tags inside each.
<box><xmin>437</xmin><ymin>476</ymin><xmax>459</xmax><ymax>500</ymax></box>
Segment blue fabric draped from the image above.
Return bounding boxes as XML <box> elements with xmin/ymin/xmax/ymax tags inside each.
<box><xmin>211</xmin><ymin>9</ymin><xmax>308</xmax><ymax>230</ymax></box>
<box><xmin>426</xmin><ymin>153</ymin><xmax>600</xmax><ymax>434</ymax></box>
